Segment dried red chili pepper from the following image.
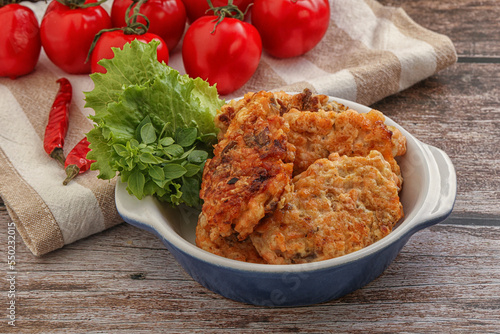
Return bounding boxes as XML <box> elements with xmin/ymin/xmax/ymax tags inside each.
<box><xmin>63</xmin><ymin>137</ymin><xmax>96</xmax><ymax>185</ymax></box>
<box><xmin>43</xmin><ymin>77</ymin><xmax>72</xmax><ymax>165</ymax></box>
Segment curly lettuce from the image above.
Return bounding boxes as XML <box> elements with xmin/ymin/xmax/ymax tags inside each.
<box><xmin>85</xmin><ymin>40</ymin><xmax>225</xmax><ymax>207</ymax></box>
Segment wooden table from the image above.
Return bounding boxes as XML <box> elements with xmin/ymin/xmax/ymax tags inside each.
<box><xmin>1</xmin><ymin>0</ymin><xmax>499</xmax><ymax>332</ymax></box>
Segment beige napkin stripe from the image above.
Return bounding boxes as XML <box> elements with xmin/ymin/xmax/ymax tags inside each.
<box><xmin>0</xmin><ymin>66</ymin><xmax>59</xmax><ymax>140</ymax></box>
<box><xmin>0</xmin><ymin>148</ymin><xmax>64</xmax><ymax>256</ymax></box>
<box><xmin>365</xmin><ymin>0</ymin><xmax>457</xmax><ymax>73</ymax></box>
<box><xmin>350</xmin><ymin>58</ymin><xmax>402</xmax><ymax>106</ymax></box>
<box><xmin>277</xmin><ymin>81</ymin><xmax>319</xmax><ymax>95</ymax></box>
<box><xmin>302</xmin><ymin>21</ymin><xmax>403</xmax><ymax>105</ymax></box>
<box><xmin>72</xmin><ymin>174</ymin><xmax>122</xmax><ymax>230</ymax></box>
<box><xmin>389</xmin><ymin>8</ymin><xmax>457</xmax><ymax>72</ymax></box>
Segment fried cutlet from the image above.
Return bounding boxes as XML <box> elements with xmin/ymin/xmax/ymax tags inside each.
<box><xmin>215</xmin><ymin>89</ymin><xmax>348</xmax><ymax>137</ymax></box>
<box><xmin>198</xmin><ymin>91</ymin><xmax>295</xmax><ymax>242</ymax></box>
<box><xmin>250</xmin><ymin>151</ymin><xmax>404</xmax><ymax>264</ymax></box>
<box><xmin>284</xmin><ymin>107</ymin><xmax>406</xmax><ymax>188</ymax></box>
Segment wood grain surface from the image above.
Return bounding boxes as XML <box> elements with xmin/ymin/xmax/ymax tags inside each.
<box><xmin>1</xmin><ymin>0</ymin><xmax>499</xmax><ymax>332</ymax></box>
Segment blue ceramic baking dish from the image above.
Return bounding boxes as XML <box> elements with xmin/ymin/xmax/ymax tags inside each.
<box><xmin>115</xmin><ymin>97</ymin><xmax>456</xmax><ymax>307</ymax></box>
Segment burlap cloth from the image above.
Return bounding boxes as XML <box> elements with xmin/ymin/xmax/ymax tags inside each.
<box><xmin>0</xmin><ymin>0</ymin><xmax>457</xmax><ymax>256</ymax></box>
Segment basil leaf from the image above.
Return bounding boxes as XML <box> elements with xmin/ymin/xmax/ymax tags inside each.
<box><xmin>127</xmin><ymin>170</ymin><xmax>145</xmax><ymax>199</ymax></box>
<box><xmin>126</xmin><ymin>157</ymin><xmax>135</xmax><ymax>170</ymax></box>
<box><xmin>163</xmin><ymin>164</ymin><xmax>187</xmax><ymax>179</ymax></box>
<box><xmin>152</xmin><ymin>178</ymin><xmax>168</xmax><ymax>188</ymax></box>
<box><xmin>141</xmin><ymin>123</ymin><xmax>157</xmax><ymax>144</ymax></box>
<box><xmin>188</xmin><ymin>150</ymin><xmax>208</xmax><ymax>164</ymax></box>
<box><xmin>113</xmin><ymin>144</ymin><xmax>129</xmax><ymax>157</ymax></box>
<box><xmin>129</xmin><ymin>139</ymin><xmax>140</xmax><ymax>149</ymax></box>
<box><xmin>179</xmin><ymin>146</ymin><xmax>195</xmax><ymax>160</ymax></box>
<box><xmin>184</xmin><ymin>163</ymin><xmax>201</xmax><ymax>177</ymax></box>
<box><xmin>139</xmin><ymin>152</ymin><xmax>160</xmax><ymax>164</ymax></box>
<box><xmin>144</xmin><ymin>179</ymin><xmax>162</xmax><ymax>197</ymax></box>
<box><xmin>149</xmin><ymin>165</ymin><xmax>165</xmax><ymax>180</ymax></box>
<box><xmin>159</xmin><ymin>136</ymin><xmax>174</xmax><ymax>146</ymax></box>
<box><xmin>176</xmin><ymin>128</ymin><xmax>197</xmax><ymax>147</ymax></box>
<box><xmin>181</xmin><ymin>177</ymin><xmax>201</xmax><ymax>207</ymax></box>
<box><xmin>135</xmin><ymin>115</ymin><xmax>152</xmax><ymax>142</ymax></box>
<box><xmin>167</xmin><ymin>181</ymin><xmax>183</xmax><ymax>205</ymax></box>
<box><xmin>163</xmin><ymin>144</ymin><xmax>184</xmax><ymax>157</ymax></box>
<box><xmin>136</xmin><ymin>161</ymin><xmax>148</xmax><ymax>170</ymax></box>
<box><xmin>140</xmin><ymin>145</ymin><xmax>154</xmax><ymax>154</ymax></box>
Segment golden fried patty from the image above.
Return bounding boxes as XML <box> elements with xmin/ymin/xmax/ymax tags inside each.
<box><xmin>199</xmin><ymin>91</ymin><xmax>295</xmax><ymax>241</ymax></box>
<box><xmin>284</xmin><ymin>107</ymin><xmax>406</xmax><ymax>188</ymax></box>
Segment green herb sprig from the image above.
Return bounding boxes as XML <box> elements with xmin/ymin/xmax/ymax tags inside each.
<box><xmin>85</xmin><ymin>40</ymin><xmax>225</xmax><ymax>207</ymax></box>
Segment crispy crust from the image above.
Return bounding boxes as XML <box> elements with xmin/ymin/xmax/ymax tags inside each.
<box><xmin>199</xmin><ymin>91</ymin><xmax>295</xmax><ymax>240</ymax></box>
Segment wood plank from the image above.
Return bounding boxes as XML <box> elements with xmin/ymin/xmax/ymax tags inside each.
<box><xmin>373</xmin><ymin>62</ymin><xmax>500</xmax><ymax>217</ymax></box>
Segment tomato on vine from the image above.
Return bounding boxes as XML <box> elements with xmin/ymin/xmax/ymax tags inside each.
<box><xmin>0</xmin><ymin>1</ymin><xmax>41</xmax><ymax>79</ymax></box>
<box><xmin>251</xmin><ymin>0</ymin><xmax>330</xmax><ymax>58</ymax></box>
<box><xmin>181</xmin><ymin>0</ymin><xmax>253</xmax><ymax>24</ymax></box>
<box><xmin>40</xmin><ymin>0</ymin><xmax>112</xmax><ymax>74</ymax></box>
<box><xmin>111</xmin><ymin>0</ymin><xmax>186</xmax><ymax>51</ymax></box>
<box><xmin>89</xmin><ymin>0</ymin><xmax>169</xmax><ymax>73</ymax></box>
<box><xmin>182</xmin><ymin>0</ymin><xmax>261</xmax><ymax>95</ymax></box>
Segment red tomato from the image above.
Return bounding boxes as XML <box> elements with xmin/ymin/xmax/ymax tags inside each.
<box><xmin>90</xmin><ymin>30</ymin><xmax>169</xmax><ymax>73</ymax></box>
<box><xmin>182</xmin><ymin>0</ymin><xmax>253</xmax><ymax>24</ymax></box>
<box><xmin>0</xmin><ymin>4</ymin><xmax>41</xmax><ymax>79</ymax></box>
<box><xmin>182</xmin><ymin>16</ymin><xmax>261</xmax><ymax>95</ymax></box>
<box><xmin>40</xmin><ymin>0</ymin><xmax>112</xmax><ymax>74</ymax></box>
<box><xmin>111</xmin><ymin>0</ymin><xmax>187</xmax><ymax>51</ymax></box>
<box><xmin>251</xmin><ymin>0</ymin><xmax>330</xmax><ymax>58</ymax></box>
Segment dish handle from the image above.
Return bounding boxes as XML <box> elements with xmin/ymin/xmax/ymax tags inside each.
<box><xmin>414</xmin><ymin>144</ymin><xmax>457</xmax><ymax>230</ymax></box>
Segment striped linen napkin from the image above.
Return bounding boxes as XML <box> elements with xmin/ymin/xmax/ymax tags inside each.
<box><xmin>0</xmin><ymin>0</ymin><xmax>457</xmax><ymax>256</ymax></box>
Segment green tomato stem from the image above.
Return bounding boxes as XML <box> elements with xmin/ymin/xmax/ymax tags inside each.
<box><xmin>207</xmin><ymin>0</ymin><xmax>252</xmax><ymax>34</ymax></box>
<box><xmin>123</xmin><ymin>0</ymin><xmax>150</xmax><ymax>35</ymax></box>
<box><xmin>85</xmin><ymin>0</ymin><xmax>150</xmax><ymax>63</ymax></box>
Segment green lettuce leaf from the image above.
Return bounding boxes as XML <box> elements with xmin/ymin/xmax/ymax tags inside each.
<box><xmin>84</xmin><ymin>40</ymin><xmax>225</xmax><ymax>207</ymax></box>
